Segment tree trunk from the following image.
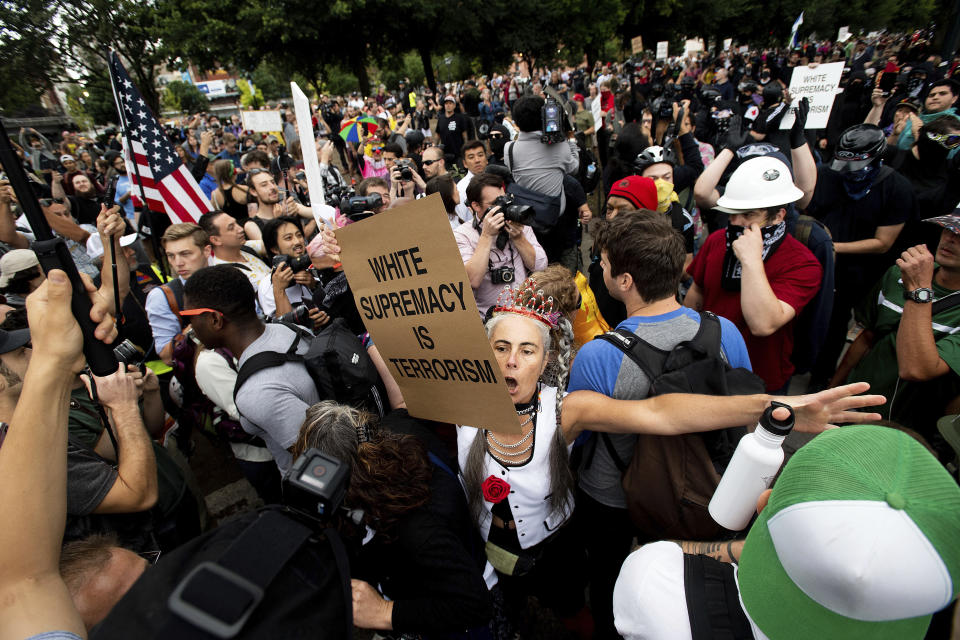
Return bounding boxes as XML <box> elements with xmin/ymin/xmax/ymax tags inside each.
<box><xmin>350</xmin><ymin>53</ymin><xmax>370</xmax><ymax>96</ymax></box>
<box><xmin>418</xmin><ymin>46</ymin><xmax>435</xmax><ymax>93</ymax></box>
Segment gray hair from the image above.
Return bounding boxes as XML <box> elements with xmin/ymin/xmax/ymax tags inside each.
<box><xmin>294</xmin><ymin>400</ymin><xmax>376</xmax><ymax>467</ymax></box>
<box><xmin>462</xmin><ymin>314</ymin><xmax>575</xmax><ymax>523</ymax></box>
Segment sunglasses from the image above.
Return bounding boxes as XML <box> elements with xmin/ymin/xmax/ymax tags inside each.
<box><xmin>246</xmin><ymin>168</ymin><xmax>273</xmax><ymax>178</ymax></box>
<box><xmin>180</xmin><ymin>307</ymin><xmax>222</xmax><ymax>319</ymax></box>
<box><xmin>38</xmin><ymin>197</ymin><xmax>66</xmax><ymax>207</ymax></box>
<box><xmin>925</xmin><ymin>131</ymin><xmax>960</xmax><ymax>150</ymax></box>
<box><xmin>421</xmin><ymin>158</ymin><xmax>439</xmax><ymax>166</ymax></box>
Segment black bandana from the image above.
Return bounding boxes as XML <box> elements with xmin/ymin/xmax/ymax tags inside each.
<box><xmin>721</xmin><ymin>221</ymin><xmax>787</xmax><ymax>291</ymax></box>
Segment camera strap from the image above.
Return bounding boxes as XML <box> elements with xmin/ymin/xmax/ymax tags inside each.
<box><xmin>165</xmin><ymin>508</ymin><xmax>353</xmax><ymax>639</ymax></box>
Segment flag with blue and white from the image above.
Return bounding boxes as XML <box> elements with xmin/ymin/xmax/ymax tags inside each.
<box><xmin>790</xmin><ymin>12</ymin><xmax>804</xmax><ymax>48</ymax></box>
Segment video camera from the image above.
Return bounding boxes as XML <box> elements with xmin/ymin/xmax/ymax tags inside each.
<box><xmin>652</xmin><ymin>83</ymin><xmax>679</xmax><ymax>119</ymax></box>
<box><xmin>339</xmin><ymin>193</ymin><xmax>384</xmax><ymax>221</ymax></box>
<box><xmin>283</xmin><ymin>448</ymin><xmax>349</xmax><ymax>523</ymax></box>
<box><xmin>272</xmin><ymin>253</ymin><xmax>313</xmax><ymax>274</ymax></box>
<box><xmin>540</xmin><ymin>98</ymin><xmax>565</xmax><ymax>144</ymax></box>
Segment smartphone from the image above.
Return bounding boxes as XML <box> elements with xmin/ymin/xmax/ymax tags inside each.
<box><xmin>878</xmin><ymin>71</ymin><xmax>898</xmax><ymax>95</ymax></box>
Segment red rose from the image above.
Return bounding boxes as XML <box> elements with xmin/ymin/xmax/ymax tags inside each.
<box><xmin>482</xmin><ymin>475</ymin><xmax>511</xmax><ymax>504</ymax></box>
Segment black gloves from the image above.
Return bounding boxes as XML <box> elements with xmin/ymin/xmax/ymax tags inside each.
<box><xmin>790</xmin><ymin>97</ymin><xmax>810</xmax><ymax>149</ymax></box>
<box><xmin>722</xmin><ymin>115</ymin><xmax>751</xmax><ymax>153</ymax></box>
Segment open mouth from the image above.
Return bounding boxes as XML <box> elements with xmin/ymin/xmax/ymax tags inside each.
<box><xmin>504</xmin><ymin>376</ymin><xmax>518</xmax><ymax>394</ymax></box>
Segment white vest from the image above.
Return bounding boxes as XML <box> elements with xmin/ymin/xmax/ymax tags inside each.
<box><xmin>457</xmin><ymin>386</ymin><xmax>574</xmax><ymax>552</ymax></box>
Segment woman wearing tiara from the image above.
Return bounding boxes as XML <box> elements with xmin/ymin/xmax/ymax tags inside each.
<box><xmin>458</xmin><ymin>276</ymin><xmax>884</xmax><ymax>637</ymax></box>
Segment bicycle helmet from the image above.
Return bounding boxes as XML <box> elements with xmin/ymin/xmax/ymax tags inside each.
<box><xmin>633</xmin><ymin>145</ymin><xmax>677</xmax><ymax>174</ymax></box>
<box><xmin>831</xmin><ymin>124</ymin><xmax>886</xmax><ymax>173</ymax></box>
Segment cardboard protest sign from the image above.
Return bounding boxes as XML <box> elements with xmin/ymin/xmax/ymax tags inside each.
<box><xmin>291</xmin><ymin>82</ymin><xmax>334</xmax><ymax>227</ymax></box>
<box><xmin>241</xmin><ymin>110</ymin><xmax>282</xmax><ymax>132</ymax></box>
<box><xmin>336</xmin><ymin>195</ymin><xmax>522</xmax><ymax>434</ymax></box>
<box><xmin>779</xmin><ymin>62</ymin><xmax>845</xmax><ymax>130</ymax></box>
<box><xmin>631</xmin><ymin>36</ymin><xmax>644</xmax><ymax>54</ymax></box>
<box><xmin>657</xmin><ymin>41</ymin><xmax>669</xmax><ymax>60</ymax></box>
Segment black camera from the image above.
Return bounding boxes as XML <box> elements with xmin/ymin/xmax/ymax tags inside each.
<box><xmin>273</xmin><ymin>253</ymin><xmax>313</xmax><ymax>273</ymax></box>
<box><xmin>113</xmin><ymin>339</ymin><xmax>146</xmax><ymax>372</ymax></box>
<box><xmin>490</xmin><ymin>194</ymin><xmax>535</xmax><ymax>226</ymax></box>
<box><xmin>540</xmin><ymin>98</ymin><xmax>565</xmax><ymax>144</ymax></box>
<box><xmin>339</xmin><ymin>193</ymin><xmax>383</xmax><ymax>221</ymax></box>
<box><xmin>295</xmin><ymin>170</ymin><xmax>306</xmax><ymax>181</ymax></box>
<box><xmin>477</xmin><ymin>121</ymin><xmax>492</xmax><ymax>140</ymax></box>
<box><xmin>394</xmin><ymin>159</ymin><xmax>414</xmax><ymax>181</ymax></box>
<box><xmin>267</xmin><ymin>303</ymin><xmax>312</xmax><ymax>326</ymax></box>
<box><xmin>282</xmin><ymin>448</ymin><xmax>349</xmax><ymax>522</ymax></box>
<box><xmin>276</xmin><ymin>144</ymin><xmax>294</xmax><ymax>171</ymax></box>
<box><xmin>490</xmin><ymin>265</ymin><xmax>515</xmax><ymax>284</ymax></box>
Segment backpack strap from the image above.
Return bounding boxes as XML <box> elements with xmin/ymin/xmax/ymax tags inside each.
<box><xmin>933</xmin><ymin>291</ymin><xmax>960</xmax><ymax>316</ymax></box>
<box><xmin>593</xmin><ymin>328</ymin><xmax>671</xmax><ymax>472</ymax></box>
<box><xmin>683</xmin><ymin>553</ymin><xmax>753</xmax><ymax>640</ymax></box>
<box><xmin>161</xmin><ymin>278</ymin><xmax>186</xmax><ymax>327</ymax></box>
<box><xmin>233</xmin><ymin>327</ymin><xmax>305</xmax><ymax>401</ymax></box>
<box><xmin>165</xmin><ymin>509</ymin><xmax>321</xmax><ymax>638</ymax></box>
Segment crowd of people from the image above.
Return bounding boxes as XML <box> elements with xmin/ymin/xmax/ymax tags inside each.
<box><xmin>1</xmin><ymin>28</ymin><xmax>960</xmax><ymax>640</ymax></box>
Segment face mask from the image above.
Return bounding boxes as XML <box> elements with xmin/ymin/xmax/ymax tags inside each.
<box><xmin>654</xmin><ymin>178</ymin><xmax>678</xmax><ymax>213</ymax></box>
<box><xmin>722</xmin><ymin>220</ymin><xmax>787</xmax><ymax>291</ymax></box>
<box><xmin>841</xmin><ymin>162</ymin><xmax>881</xmax><ymax>200</ymax></box>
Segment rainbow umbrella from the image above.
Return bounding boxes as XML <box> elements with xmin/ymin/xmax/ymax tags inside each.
<box><xmin>339</xmin><ymin>116</ymin><xmax>379</xmax><ymax>142</ymax></box>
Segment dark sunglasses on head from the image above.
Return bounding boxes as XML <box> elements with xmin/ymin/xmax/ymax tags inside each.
<box><xmin>246</xmin><ymin>168</ymin><xmax>272</xmax><ymax>177</ymax></box>
<box><xmin>926</xmin><ymin>131</ymin><xmax>960</xmax><ymax>150</ymax></box>
<box><xmin>39</xmin><ymin>197</ymin><xmax>66</xmax><ymax>207</ymax></box>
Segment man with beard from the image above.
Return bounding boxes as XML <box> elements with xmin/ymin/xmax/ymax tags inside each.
<box><xmin>51</xmin><ymin>171</ymin><xmax>102</xmax><ymax>226</ymax></box>
<box><xmin>108</xmin><ymin>153</ymin><xmax>135</xmax><ymax>220</ymax></box>
<box><xmin>241</xmin><ymin>168</ymin><xmax>309</xmax><ymax>241</ymax></box>
<box><xmin>685</xmin><ymin>156</ymin><xmax>822</xmax><ymax>392</ymax></box>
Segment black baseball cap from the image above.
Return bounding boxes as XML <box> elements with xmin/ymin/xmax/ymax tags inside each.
<box><xmin>0</xmin><ymin>328</ymin><xmax>30</xmax><ymax>355</ymax></box>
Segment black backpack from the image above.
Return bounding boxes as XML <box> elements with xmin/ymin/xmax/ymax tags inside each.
<box><xmin>91</xmin><ymin>508</ymin><xmax>352</xmax><ymax>639</ymax></box>
<box><xmin>593</xmin><ymin>312</ymin><xmax>766</xmax><ymax>540</ymax></box>
<box><xmin>577</xmin><ymin>146</ymin><xmax>600</xmax><ymax>194</ymax></box>
<box><xmin>234</xmin><ymin>320</ymin><xmax>387</xmax><ymax>418</ymax></box>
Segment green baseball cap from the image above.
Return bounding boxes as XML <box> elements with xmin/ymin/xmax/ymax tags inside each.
<box><xmin>738</xmin><ymin>425</ymin><xmax>960</xmax><ymax>640</ymax></box>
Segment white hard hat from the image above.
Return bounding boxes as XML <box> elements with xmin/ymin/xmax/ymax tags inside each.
<box><xmin>714</xmin><ymin>156</ymin><xmax>804</xmax><ymax>213</ymax></box>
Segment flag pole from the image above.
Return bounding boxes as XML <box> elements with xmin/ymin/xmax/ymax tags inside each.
<box><xmin>106</xmin><ymin>49</ymin><xmax>169</xmax><ymax>281</ymax></box>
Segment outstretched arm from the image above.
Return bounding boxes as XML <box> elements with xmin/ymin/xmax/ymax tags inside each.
<box><xmin>561</xmin><ymin>382</ymin><xmax>884</xmax><ymax>443</ymax></box>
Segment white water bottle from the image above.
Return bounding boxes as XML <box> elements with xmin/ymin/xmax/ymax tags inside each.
<box><xmin>708</xmin><ymin>402</ymin><xmax>794</xmax><ymax>531</ymax></box>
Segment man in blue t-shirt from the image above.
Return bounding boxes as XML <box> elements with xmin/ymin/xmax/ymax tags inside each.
<box><xmin>568</xmin><ymin>212</ymin><xmax>751</xmax><ymax>640</ymax></box>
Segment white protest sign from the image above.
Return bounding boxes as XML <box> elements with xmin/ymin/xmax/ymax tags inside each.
<box><xmin>739</xmin><ymin>45</ymin><xmax>749</xmax><ymax>54</ymax></box>
<box><xmin>837</xmin><ymin>26</ymin><xmax>850</xmax><ymax>43</ymax></box>
<box><xmin>291</xmin><ymin>82</ymin><xmax>334</xmax><ymax>227</ymax></box>
<box><xmin>723</xmin><ymin>38</ymin><xmax>733</xmax><ymax>51</ymax></box>
<box><xmin>780</xmin><ymin>62</ymin><xmax>845</xmax><ymax>130</ymax></box>
<box><xmin>656</xmin><ymin>41</ymin><xmax>669</xmax><ymax>60</ymax></box>
<box><xmin>591</xmin><ymin>89</ymin><xmax>602</xmax><ymax>127</ymax></box>
<box><xmin>241</xmin><ymin>110</ymin><xmax>282</xmax><ymax>132</ymax></box>
<box><xmin>684</xmin><ymin>38</ymin><xmax>704</xmax><ymax>56</ymax></box>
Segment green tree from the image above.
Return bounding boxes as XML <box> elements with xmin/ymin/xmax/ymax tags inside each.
<box><xmin>162</xmin><ymin>80</ymin><xmax>210</xmax><ymax>113</ymax></box>
<box><xmin>237</xmin><ymin>78</ymin><xmax>264</xmax><ymax>109</ymax></box>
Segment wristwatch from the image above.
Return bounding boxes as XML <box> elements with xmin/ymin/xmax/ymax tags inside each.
<box><xmin>904</xmin><ymin>287</ymin><xmax>934</xmax><ymax>303</ymax></box>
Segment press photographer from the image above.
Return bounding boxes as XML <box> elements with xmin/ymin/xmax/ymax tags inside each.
<box><xmin>454</xmin><ymin>172</ymin><xmax>547</xmax><ymax>316</ymax></box>
<box><xmin>258</xmin><ymin>216</ymin><xmax>329</xmax><ymax>332</ymax></box>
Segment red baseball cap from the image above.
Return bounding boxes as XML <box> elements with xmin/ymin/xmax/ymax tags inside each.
<box><xmin>573</xmin><ymin>93</ymin><xmax>585</xmax><ymax>102</ymax></box>
<box><xmin>607</xmin><ymin>175</ymin><xmax>658</xmax><ymax>211</ymax></box>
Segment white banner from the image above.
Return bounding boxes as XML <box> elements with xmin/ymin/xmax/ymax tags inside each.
<box><xmin>780</xmin><ymin>62</ymin><xmax>845</xmax><ymax>130</ymax></box>
<box><xmin>837</xmin><ymin>26</ymin><xmax>850</xmax><ymax>42</ymax></box>
<box><xmin>240</xmin><ymin>110</ymin><xmax>283</xmax><ymax>132</ymax></box>
<box><xmin>656</xmin><ymin>41</ymin><xmax>669</xmax><ymax>60</ymax></box>
<box><xmin>291</xmin><ymin>82</ymin><xmax>334</xmax><ymax>227</ymax></box>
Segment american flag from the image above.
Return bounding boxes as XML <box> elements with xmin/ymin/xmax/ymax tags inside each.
<box><xmin>109</xmin><ymin>52</ymin><xmax>210</xmax><ymax>223</ymax></box>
